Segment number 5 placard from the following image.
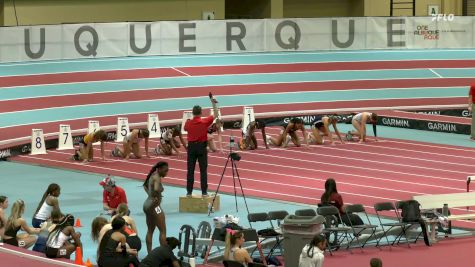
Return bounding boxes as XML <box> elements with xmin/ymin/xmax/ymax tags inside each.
<box><xmin>116</xmin><ymin>117</ymin><xmax>130</xmax><ymax>142</ymax></box>
<box><xmin>31</xmin><ymin>129</ymin><xmax>47</xmax><ymax>155</ymax></box>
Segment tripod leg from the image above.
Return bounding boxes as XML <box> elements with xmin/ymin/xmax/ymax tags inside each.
<box><xmin>231</xmin><ymin>159</ymin><xmax>238</xmax><ymax>212</ymax></box>
<box><xmin>233</xmin><ymin>160</ymin><xmax>252</xmax><ymax>226</ymax></box>
<box><xmin>208</xmin><ymin>155</ymin><xmax>231</xmax><ymax>216</ymax></box>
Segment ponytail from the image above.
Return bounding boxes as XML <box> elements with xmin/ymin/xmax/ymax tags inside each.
<box><xmin>307</xmin><ymin>234</ymin><xmax>326</xmax><ymax>257</ymax></box>
<box><xmin>144</xmin><ymin>161</ymin><xmax>168</xmax><ymax>188</ymax></box>
<box><xmin>35</xmin><ymin>183</ymin><xmax>60</xmax><ymax>215</ymax></box>
<box><xmin>224</xmin><ymin>232</ymin><xmax>232</xmax><ymax>260</ymax></box>
<box><xmin>224</xmin><ymin>230</ymin><xmax>243</xmax><ymax>260</ymax></box>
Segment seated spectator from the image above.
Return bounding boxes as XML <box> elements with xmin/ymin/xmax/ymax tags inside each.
<box><xmin>139</xmin><ymin>237</ymin><xmax>181</xmax><ymax>267</ymax></box>
<box><xmin>112</xmin><ymin>204</ymin><xmax>141</xmax><ymax>251</ymax></box>
<box><xmin>299</xmin><ymin>234</ymin><xmax>326</xmax><ymax>267</ymax></box>
<box><xmin>3</xmin><ymin>199</ymin><xmax>43</xmax><ymax>248</ymax></box>
<box><xmin>0</xmin><ymin>196</ymin><xmax>9</xmax><ymax>239</ymax></box>
<box><xmin>32</xmin><ymin>183</ymin><xmax>61</xmax><ymax>227</ymax></box>
<box><xmin>92</xmin><ymin>213</ymin><xmax>141</xmax><ymax>252</ymax></box>
<box><xmin>370</xmin><ymin>258</ymin><xmax>383</xmax><ymax>267</ymax></box>
<box><xmin>320</xmin><ymin>178</ymin><xmax>362</xmax><ymax>226</ymax></box>
<box><xmin>45</xmin><ymin>210</ymin><xmax>82</xmax><ymax>259</ymax></box>
<box><xmin>97</xmin><ymin>216</ymin><xmax>139</xmax><ymax>267</ymax></box>
<box><xmin>224</xmin><ymin>230</ymin><xmax>253</xmax><ymax>267</ymax></box>
<box><xmin>33</xmin><ymin>217</ymin><xmax>54</xmax><ymax>253</ymax></box>
<box><xmin>100</xmin><ymin>177</ymin><xmax>128</xmax><ymax>216</ymax></box>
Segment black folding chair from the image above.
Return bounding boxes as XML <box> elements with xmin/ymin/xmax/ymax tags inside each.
<box><xmin>178</xmin><ymin>224</ymin><xmax>198</xmax><ymax>264</ymax></box>
<box><xmin>295</xmin><ymin>209</ymin><xmax>317</xmax><ymax>216</ymax></box>
<box><xmin>395</xmin><ymin>200</ymin><xmax>423</xmax><ymax>244</ymax></box>
<box><xmin>266</xmin><ymin>210</ymin><xmax>289</xmax><ymax>256</ymax></box>
<box><xmin>247</xmin><ymin>213</ymin><xmax>273</xmax><ymax>260</ymax></box>
<box><xmin>344</xmin><ymin>204</ymin><xmax>378</xmax><ymax>249</ymax></box>
<box><xmin>374</xmin><ymin>202</ymin><xmax>411</xmax><ymax>247</ymax></box>
<box><xmin>267</xmin><ymin>210</ymin><xmax>288</xmax><ymax>228</ymax></box>
<box><xmin>317</xmin><ymin>205</ymin><xmax>351</xmax><ymax>255</ymax></box>
<box><xmin>196</xmin><ymin>221</ymin><xmax>212</xmax><ymax>258</ymax></box>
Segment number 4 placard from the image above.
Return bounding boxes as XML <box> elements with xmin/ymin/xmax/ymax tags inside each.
<box><xmin>31</xmin><ymin>129</ymin><xmax>47</xmax><ymax>155</ymax></box>
<box><xmin>57</xmin><ymin>124</ymin><xmax>74</xmax><ymax>150</ymax></box>
<box><xmin>147</xmin><ymin>114</ymin><xmax>161</xmax><ymax>138</ymax></box>
<box><xmin>116</xmin><ymin>117</ymin><xmax>130</xmax><ymax>142</ymax></box>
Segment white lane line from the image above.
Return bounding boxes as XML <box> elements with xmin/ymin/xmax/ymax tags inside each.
<box><xmin>18</xmin><ymin>148</ymin><xmax>475</xmax><ymax>218</ymax></box>
<box><xmin>429</xmin><ymin>68</ymin><xmax>444</xmax><ymax>78</ymax></box>
<box><xmin>44</xmin><ymin>149</ymin><xmax>423</xmax><ymax>199</ymax></box>
<box><xmin>171</xmin><ymin>67</ymin><xmax>190</xmax><ymax>77</ymax></box>
<box><xmin>94</xmin><ymin>142</ymin><xmax>466</xmax><ymax>191</ymax></box>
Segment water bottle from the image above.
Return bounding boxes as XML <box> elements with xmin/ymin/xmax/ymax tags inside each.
<box><xmin>442</xmin><ymin>204</ymin><xmax>449</xmax><ymax>217</ymax></box>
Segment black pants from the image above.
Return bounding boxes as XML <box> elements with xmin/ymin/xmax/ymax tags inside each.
<box><xmin>186</xmin><ymin>142</ymin><xmax>208</xmax><ymax>195</ymax></box>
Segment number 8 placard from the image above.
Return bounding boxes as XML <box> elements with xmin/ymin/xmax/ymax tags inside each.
<box><xmin>31</xmin><ymin>129</ymin><xmax>47</xmax><ymax>155</ymax></box>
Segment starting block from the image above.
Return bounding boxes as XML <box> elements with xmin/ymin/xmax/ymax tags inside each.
<box><xmin>179</xmin><ymin>194</ymin><xmax>220</xmax><ymax>213</ymax></box>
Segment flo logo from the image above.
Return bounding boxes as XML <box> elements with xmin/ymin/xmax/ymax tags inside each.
<box><xmin>431</xmin><ymin>14</ymin><xmax>455</xmax><ymax>22</ymax></box>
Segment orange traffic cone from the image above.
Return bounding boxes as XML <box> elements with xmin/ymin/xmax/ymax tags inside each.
<box><xmin>74</xmin><ymin>247</ymin><xmax>84</xmax><ymax>265</ymax></box>
<box><xmin>74</xmin><ymin>218</ymin><xmax>82</xmax><ymax>227</ymax></box>
<box><xmin>84</xmin><ymin>258</ymin><xmax>93</xmax><ymax>267</ymax></box>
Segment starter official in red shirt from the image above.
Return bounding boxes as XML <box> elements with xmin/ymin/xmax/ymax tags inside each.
<box><xmin>184</xmin><ymin>95</ymin><xmax>219</xmax><ymax>197</ymax></box>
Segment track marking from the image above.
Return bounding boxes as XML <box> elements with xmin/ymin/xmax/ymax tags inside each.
<box><xmin>171</xmin><ymin>67</ymin><xmax>190</xmax><ymax>77</ymax></box>
<box><xmin>90</xmin><ymin>144</ymin><xmax>467</xmax><ymax>191</ymax></box>
<box><xmin>429</xmin><ymin>68</ymin><xmax>444</xmax><ymax>78</ymax></box>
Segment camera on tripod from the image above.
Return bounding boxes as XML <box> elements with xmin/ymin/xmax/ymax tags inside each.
<box><xmin>208</xmin><ymin>135</ymin><xmax>248</xmax><ymax>217</ymax></box>
<box><xmin>229</xmin><ymin>136</ymin><xmax>241</xmax><ymax>161</ymax></box>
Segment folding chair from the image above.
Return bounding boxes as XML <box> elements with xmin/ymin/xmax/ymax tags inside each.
<box><xmin>178</xmin><ymin>224</ymin><xmax>198</xmax><ymax>264</ymax></box>
<box><xmin>267</xmin><ymin>210</ymin><xmax>288</xmax><ymax>228</ymax></box>
<box><xmin>374</xmin><ymin>202</ymin><xmax>411</xmax><ymax>247</ymax></box>
<box><xmin>196</xmin><ymin>221</ymin><xmax>212</xmax><ymax>258</ymax></box>
<box><xmin>266</xmin><ymin>210</ymin><xmax>289</xmax><ymax>256</ymax></box>
<box><xmin>295</xmin><ymin>209</ymin><xmax>317</xmax><ymax>216</ymax></box>
<box><xmin>223</xmin><ymin>260</ymin><xmax>245</xmax><ymax>267</ymax></box>
<box><xmin>247</xmin><ymin>213</ymin><xmax>273</xmax><ymax>261</ymax></box>
<box><xmin>344</xmin><ymin>204</ymin><xmax>378</xmax><ymax>249</ymax></box>
<box><xmin>317</xmin><ymin>205</ymin><xmax>352</xmax><ymax>255</ymax></box>
<box><xmin>395</xmin><ymin>200</ymin><xmax>423</xmax><ymax>243</ymax></box>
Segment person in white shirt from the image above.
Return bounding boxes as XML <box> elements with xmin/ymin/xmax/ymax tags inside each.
<box><xmin>299</xmin><ymin>234</ymin><xmax>326</xmax><ymax>267</ymax></box>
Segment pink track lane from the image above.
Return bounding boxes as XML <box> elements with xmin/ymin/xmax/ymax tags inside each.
<box><xmin>1</xmin><ymin>60</ymin><xmax>475</xmax><ymax>87</ymax></box>
<box><xmin>0</xmin><ymin>97</ymin><xmax>466</xmax><ymax>147</ymax></box>
<box><xmin>0</xmin><ymin>67</ymin><xmax>185</xmax><ymax>87</ymax></box>
<box><xmin>1</xmin><ymin>78</ymin><xmax>471</xmax><ymax>113</ymax></box>
<box><xmin>11</xmin><ymin>131</ymin><xmax>475</xmax><ymax>229</ymax></box>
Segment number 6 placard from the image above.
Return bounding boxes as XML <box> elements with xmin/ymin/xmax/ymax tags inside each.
<box><xmin>116</xmin><ymin>117</ymin><xmax>130</xmax><ymax>142</ymax></box>
<box><xmin>31</xmin><ymin>129</ymin><xmax>47</xmax><ymax>155</ymax></box>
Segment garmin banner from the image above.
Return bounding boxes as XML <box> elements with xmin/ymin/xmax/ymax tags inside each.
<box><xmin>1</xmin><ymin>16</ymin><xmax>474</xmax><ymax>63</ymax></box>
